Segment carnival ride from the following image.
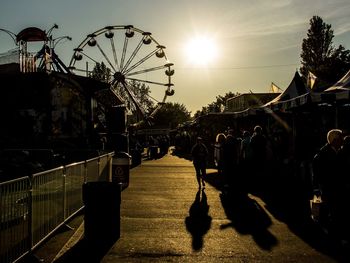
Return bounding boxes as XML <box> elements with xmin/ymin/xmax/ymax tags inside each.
<box><xmin>0</xmin><ymin>24</ymin><xmax>176</xmax><ymax>174</ymax></box>
<box><xmin>0</xmin><ymin>24</ymin><xmax>72</xmax><ymax>73</ymax></box>
<box><xmin>68</xmin><ymin>25</ymin><xmax>175</xmax><ymax>126</ymax></box>
<box><xmin>1</xmin><ymin>24</ymin><xmax>175</xmax><ymax>128</ymax></box>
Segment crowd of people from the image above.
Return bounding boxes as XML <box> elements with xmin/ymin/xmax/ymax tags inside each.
<box><xmin>189</xmin><ymin>125</ymin><xmax>350</xmax><ymax>244</ymax></box>
<box><xmin>210</xmin><ymin>125</ymin><xmax>270</xmax><ymax>194</ymax></box>
<box><xmin>130</xmin><ymin>134</ymin><xmax>171</xmax><ymax>161</ymax></box>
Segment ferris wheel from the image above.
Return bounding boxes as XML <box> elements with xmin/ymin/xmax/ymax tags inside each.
<box><xmin>68</xmin><ymin>25</ymin><xmax>175</xmax><ymax>125</ymax></box>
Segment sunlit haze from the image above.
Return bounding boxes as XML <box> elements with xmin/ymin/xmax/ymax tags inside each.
<box><xmin>1</xmin><ymin>0</ymin><xmax>350</xmax><ymax>114</ymax></box>
<box><xmin>184</xmin><ymin>36</ymin><xmax>218</xmax><ymax>66</ymax></box>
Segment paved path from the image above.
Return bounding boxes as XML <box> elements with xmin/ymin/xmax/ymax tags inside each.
<box><xmin>48</xmin><ymin>149</ymin><xmax>349</xmax><ymax>263</ymax></box>
<box><xmin>100</xmin><ymin>151</ymin><xmax>346</xmax><ymax>263</ymax></box>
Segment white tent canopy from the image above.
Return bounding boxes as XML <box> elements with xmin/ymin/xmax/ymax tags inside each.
<box><xmin>264</xmin><ymin>71</ymin><xmax>310</xmax><ymax>108</ymax></box>
<box><xmin>324</xmin><ymin>69</ymin><xmax>350</xmax><ymax>92</ymax></box>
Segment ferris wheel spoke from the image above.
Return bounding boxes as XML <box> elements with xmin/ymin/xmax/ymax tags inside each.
<box><xmin>80</xmin><ymin>51</ymin><xmax>100</xmax><ymax>65</ymax></box>
<box><xmin>120</xmin><ymin>35</ymin><xmax>129</xmax><ymax>70</ymax></box>
<box><xmin>112</xmin><ymin>81</ymin><xmax>146</xmax><ymax>118</ymax></box>
<box><xmin>126</xmin><ymin>77</ymin><xmax>169</xmax><ymax>86</ymax></box>
<box><xmin>109</xmin><ymin>87</ymin><xmax>126</xmax><ymax>105</ymax></box>
<box><xmin>144</xmin><ymin>92</ymin><xmax>160</xmax><ymax>104</ymax></box>
<box><xmin>123</xmin><ymin>49</ymin><xmax>158</xmax><ymax>75</ymax></box>
<box><xmin>95</xmin><ymin>41</ymin><xmax>117</xmax><ymax>72</ymax></box>
<box><xmin>126</xmin><ymin>65</ymin><xmax>167</xmax><ymax>77</ymax></box>
<box><xmin>122</xmin><ymin>82</ymin><xmax>147</xmax><ymax>117</ymax></box>
<box><xmin>109</xmin><ymin>38</ymin><xmax>120</xmax><ymax>71</ymax></box>
<box><xmin>121</xmin><ymin>38</ymin><xmax>144</xmax><ymax>73</ymax></box>
<box><xmin>149</xmin><ymin>103</ymin><xmax>164</xmax><ymax>118</ymax></box>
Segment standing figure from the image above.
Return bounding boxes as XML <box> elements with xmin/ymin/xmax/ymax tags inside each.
<box><xmin>250</xmin><ymin>126</ymin><xmax>267</xmax><ymax>163</ymax></box>
<box><xmin>249</xmin><ymin>125</ymin><xmax>267</xmax><ymax>185</ymax></box>
<box><xmin>337</xmin><ymin>135</ymin><xmax>350</xmax><ymax>243</ymax></box>
<box><xmin>222</xmin><ymin>129</ymin><xmax>241</xmax><ymax>191</ymax></box>
<box><xmin>240</xmin><ymin>130</ymin><xmax>252</xmax><ymax>187</ymax></box>
<box><xmin>312</xmin><ymin>129</ymin><xmax>343</xmax><ymax>229</ymax></box>
<box><xmin>214</xmin><ymin>133</ymin><xmax>226</xmax><ymax>175</ymax></box>
<box><xmin>241</xmin><ymin>130</ymin><xmax>252</xmax><ymax>162</ymax></box>
<box><xmin>191</xmin><ymin>137</ymin><xmax>208</xmax><ymax>189</ymax></box>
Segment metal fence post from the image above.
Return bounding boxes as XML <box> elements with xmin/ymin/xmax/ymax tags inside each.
<box><xmin>28</xmin><ymin>176</ymin><xmax>33</xmax><ymax>250</ymax></box>
<box><xmin>84</xmin><ymin>161</ymin><xmax>88</xmax><ymax>183</ymax></box>
<box><xmin>63</xmin><ymin>166</ymin><xmax>67</xmax><ymax>221</ymax></box>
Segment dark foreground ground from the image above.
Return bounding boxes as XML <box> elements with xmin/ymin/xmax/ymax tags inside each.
<box><xmin>26</xmin><ymin>148</ymin><xmax>350</xmax><ymax>263</ymax></box>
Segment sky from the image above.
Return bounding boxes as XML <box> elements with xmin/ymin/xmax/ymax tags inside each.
<box><xmin>1</xmin><ymin>0</ymin><xmax>350</xmax><ymax>115</ymax></box>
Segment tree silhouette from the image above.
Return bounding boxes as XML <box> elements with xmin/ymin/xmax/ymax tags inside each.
<box><xmin>300</xmin><ymin>16</ymin><xmax>350</xmax><ymax>85</ymax></box>
<box><xmin>152</xmin><ymin>102</ymin><xmax>191</xmax><ymax>129</ymax></box>
<box><xmin>90</xmin><ymin>62</ymin><xmax>111</xmax><ymax>83</ymax></box>
<box><xmin>193</xmin><ymin>91</ymin><xmax>239</xmax><ymax>118</ymax></box>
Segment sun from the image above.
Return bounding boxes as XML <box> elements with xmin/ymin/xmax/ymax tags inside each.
<box><xmin>184</xmin><ymin>36</ymin><xmax>218</xmax><ymax>66</ymax></box>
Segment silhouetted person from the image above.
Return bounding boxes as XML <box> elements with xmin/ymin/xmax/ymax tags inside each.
<box><xmin>240</xmin><ymin>130</ymin><xmax>252</xmax><ymax>191</ymax></box>
<box><xmin>250</xmin><ymin>125</ymin><xmax>267</xmax><ymax>162</ymax></box>
<box><xmin>241</xmin><ymin>130</ymin><xmax>252</xmax><ymax>162</ymax></box>
<box><xmin>159</xmin><ymin>135</ymin><xmax>169</xmax><ymax>156</ymax></box>
<box><xmin>148</xmin><ymin>136</ymin><xmax>158</xmax><ymax>159</ymax></box>
<box><xmin>312</xmin><ymin>129</ymin><xmax>343</xmax><ymax>230</ymax></box>
<box><xmin>249</xmin><ymin>125</ymin><xmax>267</xmax><ymax>187</ymax></box>
<box><xmin>214</xmin><ymin>133</ymin><xmax>226</xmax><ymax>176</ymax></box>
<box><xmin>191</xmin><ymin>137</ymin><xmax>208</xmax><ymax>188</ymax></box>
<box><xmin>335</xmin><ymin>135</ymin><xmax>350</xmax><ymax>244</ymax></box>
<box><xmin>222</xmin><ymin>129</ymin><xmax>241</xmax><ymax>192</ymax></box>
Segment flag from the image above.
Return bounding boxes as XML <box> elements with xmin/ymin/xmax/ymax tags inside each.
<box><xmin>270</xmin><ymin>82</ymin><xmax>282</xmax><ymax>93</ymax></box>
<box><xmin>307</xmin><ymin>71</ymin><xmax>317</xmax><ymax>90</ymax></box>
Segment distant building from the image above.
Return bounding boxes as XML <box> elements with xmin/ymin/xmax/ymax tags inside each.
<box><xmin>226</xmin><ymin>93</ymin><xmax>280</xmax><ymax>112</ymax></box>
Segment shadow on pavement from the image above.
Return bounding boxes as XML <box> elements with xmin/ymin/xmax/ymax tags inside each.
<box><xmin>205</xmin><ymin>168</ymin><xmax>350</xmax><ymax>262</ymax></box>
<box><xmin>185</xmin><ymin>189</ymin><xmax>212</xmax><ymax>251</ymax></box>
<box><xmin>204</xmin><ymin>170</ymin><xmax>225</xmax><ymax>191</ymax></box>
<box><xmin>170</xmin><ymin>148</ymin><xmax>192</xmax><ymax>161</ymax></box>
<box><xmin>220</xmin><ymin>191</ymin><xmax>278</xmax><ymax>251</ymax></box>
<box><xmin>53</xmin><ymin>237</ymin><xmax>116</xmax><ymax>263</ymax></box>
<box><xmin>254</xmin><ymin>172</ymin><xmax>350</xmax><ymax>262</ymax></box>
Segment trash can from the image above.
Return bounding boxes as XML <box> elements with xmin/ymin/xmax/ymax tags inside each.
<box><xmin>112</xmin><ymin>151</ymin><xmax>131</xmax><ymax>190</ymax></box>
<box><xmin>83</xmin><ymin>181</ymin><xmax>121</xmax><ymax>242</ymax></box>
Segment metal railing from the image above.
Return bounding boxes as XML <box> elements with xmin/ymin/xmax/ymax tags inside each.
<box><xmin>0</xmin><ymin>152</ymin><xmax>114</xmax><ymax>263</ymax></box>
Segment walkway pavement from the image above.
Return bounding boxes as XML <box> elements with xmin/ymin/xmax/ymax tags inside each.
<box><xmin>35</xmin><ymin>148</ymin><xmax>349</xmax><ymax>262</ymax></box>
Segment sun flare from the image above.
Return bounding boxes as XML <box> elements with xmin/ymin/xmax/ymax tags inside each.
<box><xmin>184</xmin><ymin>36</ymin><xmax>218</xmax><ymax>66</ymax></box>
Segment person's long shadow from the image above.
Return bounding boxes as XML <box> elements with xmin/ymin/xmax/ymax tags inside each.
<box><xmin>204</xmin><ymin>170</ymin><xmax>277</xmax><ymax>250</ymax></box>
<box><xmin>185</xmin><ymin>189</ymin><xmax>212</xmax><ymax>251</ymax></box>
<box><xmin>220</xmin><ymin>191</ymin><xmax>278</xmax><ymax>250</ymax></box>
<box><xmin>204</xmin><ymin>170</ymin><xmax>225</xmax><ymax>191</ymax></box>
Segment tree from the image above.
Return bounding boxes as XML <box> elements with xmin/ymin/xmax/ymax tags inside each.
<box><xmin>193</xmin><ymin>91</ymin><xmax>239</xmax><ymax>119</ymax></box>
<box><xmin>128</xmin><ymin>80</ymin><xmax>154</xmax><ymax>112</ymax></box>
<box><xmin>90</xmin><ymin>62</ymin><xmax>111</xmax><ymax>83</ymax></box>
<box><xmin>152</xmin><ymin>102</ymin><xmax>191</xmax><ymax>129</ymax></box>
<box><xmin>300</xmin><ymin>16</ymin><xmax>350</xmax><ymax>84</ymax></box>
